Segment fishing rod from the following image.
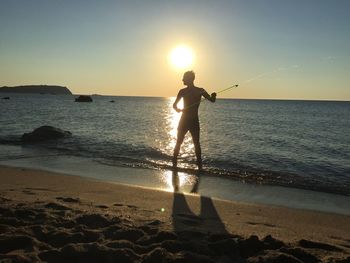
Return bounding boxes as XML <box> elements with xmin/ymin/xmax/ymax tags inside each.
<box><xmin>217</xmin><ymin>84</ymin><xmax>239</xmax><ymax>95</ymax></box>
<box><xmin>181</xmin><ymin>83</ymin><xmax>239</xmax><ymax>110</ymax></box>
<box><xmin>178</xmin><ymin>64</ymin><xmax>299</xmax><ymax>111</ymax></box>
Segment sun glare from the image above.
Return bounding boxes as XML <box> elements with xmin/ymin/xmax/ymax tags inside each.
<box><xmin>169</xmin><ymin>45</ymin><xmax>194</xmax><ymax>69</ymax></box>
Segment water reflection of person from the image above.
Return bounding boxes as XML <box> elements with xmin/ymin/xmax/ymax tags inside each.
<box><xmin>172</xmin><ymin>71</ymin><xmax>216</xmax><ymax>170</ymax></box>
<box><xmin>172</xmin><ymin>170</ymin><xmax>200</xmax><ymax>194</ymax></box>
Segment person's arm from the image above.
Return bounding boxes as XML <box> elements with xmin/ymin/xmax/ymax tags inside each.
<box><xmin>173</xmin><ymin>90</ymin><xmax>183</xmax><ymax>112</ymax></box>
<box><xmin>201</xmin><ymin>89</ymin><xmax>216</xmax><ymax>102</ymax></box>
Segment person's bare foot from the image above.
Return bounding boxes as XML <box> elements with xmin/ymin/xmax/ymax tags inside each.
<box><xmin>197</xmin><ymin>160</ymin><xmax>202</xmax><ymax>171</ymax></box>
<box><xmin>190</xmin><ymin>179</ymin><xmax>199</xmax><ymax>193</ymax></box>
<box><xmin>172</xmin><ymin>158</ymin><xmax>177</xmax><ymax>169</ymax></box>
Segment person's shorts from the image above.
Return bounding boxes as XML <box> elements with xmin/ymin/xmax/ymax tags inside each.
<box><xmin>178</xmin><ymin>116</ymin><xmax>200</xmax><ymax>134</ymax></box>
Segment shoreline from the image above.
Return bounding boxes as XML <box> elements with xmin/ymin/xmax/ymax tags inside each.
<box><xmin>1</xmin><ymin>154</ymin><xmax>350</xmax><ymax>216</ymax></box>
<box><xmin>0</xmin><ymin>165</ymin><xmax>349</xmax><ymax>262</ymax></box>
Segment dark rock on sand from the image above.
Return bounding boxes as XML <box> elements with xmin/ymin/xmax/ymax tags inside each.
<box><xmin>75</xmin><ymin>95</ymin><xmax>93</xmax><ymax>102</ymax></box>
<box><xmin>22</xmin><ymin>126</ymin><xmax>71</xmax><ymax>142</ymax></box>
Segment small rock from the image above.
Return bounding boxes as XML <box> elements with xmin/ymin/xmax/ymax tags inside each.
<box><xmin>75</xmin><ymin>95</ymin><xmax>92</xmax><ymax>102</ymax></box>
<box><xmin>22</xmin><ymin>126</ymin><xmax>71</xmax><ymax>142</ymax></box>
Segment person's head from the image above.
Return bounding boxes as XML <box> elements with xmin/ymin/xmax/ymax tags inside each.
<box><xmin>182</xmin><ymin>70</ymin><xmax>195</xmax><ymax>86</ymax></box>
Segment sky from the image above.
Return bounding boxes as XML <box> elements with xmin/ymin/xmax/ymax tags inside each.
<box><xmin>1</xmin><ymin>0</ymin><xmax>349</xmax><ymax>100</ymax></box>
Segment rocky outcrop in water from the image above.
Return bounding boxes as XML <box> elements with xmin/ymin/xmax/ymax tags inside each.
<box><xmin>22</xmin><ymin>126</ymin><xmax>72</xmax><ymax>142</ymax></box>
<box><xmin>0</xmin><ymin>85</ymin><xmax>72</xmax><ymax>95</ymax></box>
<box><xmin>75</xmin><ymin>95</ymin><xmax>93</xmax><ymax>102</ymax></box>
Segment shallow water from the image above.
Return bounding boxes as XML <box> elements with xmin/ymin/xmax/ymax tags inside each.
<box><xmin>2</xmin><ymin>154</ymin><xmax>350</xmax><ymax>215</ymax></box>
<box><xmin>0</xmin><ymin>94</ymin><xmax>349</xmax><ymax>195</ymax></box>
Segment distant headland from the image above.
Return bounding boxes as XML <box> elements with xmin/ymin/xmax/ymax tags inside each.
<box><xmin>0</xmin><ymin>85</ymin><xmax>72</xmax><ymax>95</ymax></box>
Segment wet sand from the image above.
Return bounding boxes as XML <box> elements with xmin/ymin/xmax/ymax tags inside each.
<box><xmin>0</xmin><ymin>165</ymin><xmax>349</xmax><ymax>262</ymax></box>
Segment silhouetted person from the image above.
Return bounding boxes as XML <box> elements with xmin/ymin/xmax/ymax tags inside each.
<box><xmin>173</xmin><ymin>71</ymin><xmax>216</xmax><ymax>170</ymax></box>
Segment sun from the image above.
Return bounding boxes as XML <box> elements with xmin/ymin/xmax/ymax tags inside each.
<box><xmin>169</xmin><ymin>45</ymin><xmax>194</xmax><ymax>69</ymax></box>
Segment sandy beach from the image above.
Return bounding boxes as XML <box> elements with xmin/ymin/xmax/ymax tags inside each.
<box><xmin>0</xmin><ymin>165</ymin><xmax>349</xmax><ymax>262</ymax></box>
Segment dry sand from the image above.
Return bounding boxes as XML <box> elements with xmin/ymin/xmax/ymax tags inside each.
<box><xmin>0</xmin><ymin>165</ymin><xmax>349</xmax><ymax>262</ymax></box>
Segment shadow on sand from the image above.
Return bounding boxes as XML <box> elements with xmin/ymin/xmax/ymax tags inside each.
<box><xmin>171</xmin><ymin>170</ymin><xmax>228</xmax><ymax>236</ymax></box>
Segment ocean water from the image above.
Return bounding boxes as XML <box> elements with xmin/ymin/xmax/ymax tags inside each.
<box><xmin>1</xmin><ymin>94</ymin><xmax>349</xmax><ymax>196</ymax></box>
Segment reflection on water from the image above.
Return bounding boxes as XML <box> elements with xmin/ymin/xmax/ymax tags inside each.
<box><xmin>1</xmin><ymin>95</ymin><xmax>349</xmax><ymax>196</ymax></box>
<box><xmin>166</xmin><ymin>97</ymin><xmax>181</xmax><ymax>151</ymax></box>
<box><xmin>153</xmin><ymin>98</ymin><xmax>200</xmax><ymax>193</ymax></box>
<box><xmin>160</xmin><ymin>170</ymin><xmax>197</xmax><ymax>192</ymax></box>
<box><xmin>165</xmin><ymin>98</ymin><xmax>195</xmax><ymax>167</ymax></box>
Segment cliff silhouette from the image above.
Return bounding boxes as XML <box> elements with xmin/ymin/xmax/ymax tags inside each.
<box><xmin>0</xmin><ymin>85</ymin><xmax>72</xmax><ymax>95</ymax></box>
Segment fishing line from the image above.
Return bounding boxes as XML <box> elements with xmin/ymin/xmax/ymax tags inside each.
<box><xmin>242</xmin><ymin>64</ymin><xmax>299</xmax><ymax>84</ymax></box>
<box><xmin>180</xmin><ymin>64</ymin><xmax>299</xmax><ymax>110</ymax></box>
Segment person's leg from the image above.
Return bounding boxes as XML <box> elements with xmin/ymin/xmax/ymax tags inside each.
<box><xmin>190</xmin><ymin>126</ymin><xmax>202</xmax><ymax>170</ymax></box>
<box><xmin>173</xmin><ymin>129</ymin><xmax>186</xmax><ymax>168</ymax></box>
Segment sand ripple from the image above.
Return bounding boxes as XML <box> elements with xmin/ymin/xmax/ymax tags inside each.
<box><xmin>0</xmin><ymin>198</ymin><xmax>349</xmax><ymax>263</ymax></box>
